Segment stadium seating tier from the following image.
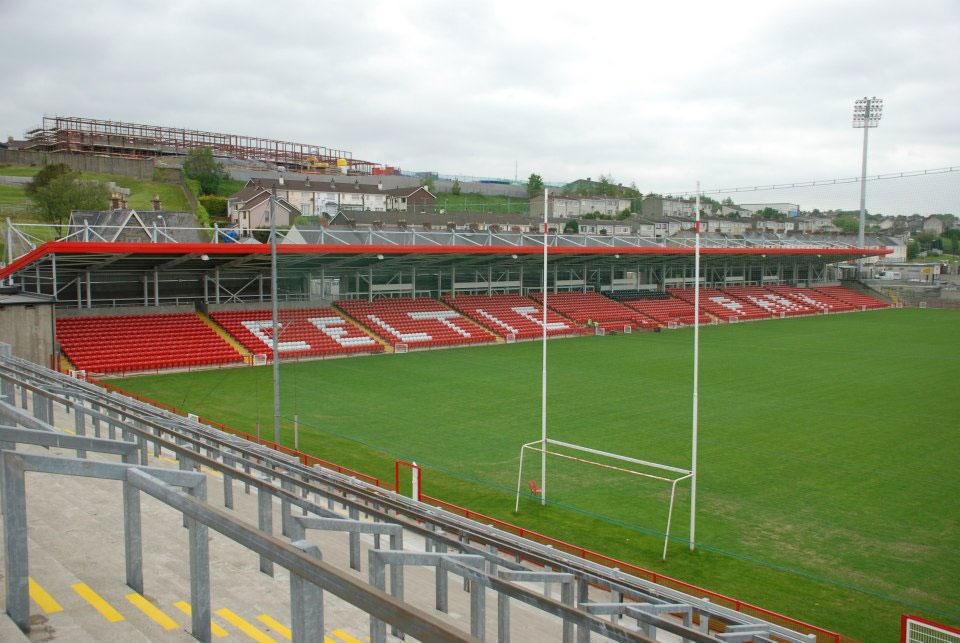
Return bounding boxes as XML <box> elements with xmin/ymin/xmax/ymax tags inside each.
<box><xmin>529</xmin><ymin>291</ymin><xmax>658</xmax><ymax>330</ymax></box>
<box><xmin>441</xmin><ymin>294</ymin><xmax>576</xmax><ymax>339</ymax></box>
<box><xmin>211</xmin><ymin>308</ymin><xmax>383</xmax><ymax>360</ymax></box>
<box><xmin>336</xmin><ymin>297</ymin><xmax>496</xmax><ymax>348</ymax></box>
<box><xmin>57</xmin><ymin>313</ymin><xmax>243</xmax><ymax>374</ymax></box>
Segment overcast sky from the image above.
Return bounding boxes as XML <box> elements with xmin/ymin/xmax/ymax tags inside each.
<box><xmin>1</xmin><ymin>0</ymin><xmax>958</xmax><ymax>213</ymax></box>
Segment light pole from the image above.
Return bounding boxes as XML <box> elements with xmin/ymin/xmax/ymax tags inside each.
<box><xmin>853</xmin><ymin>97</ymin><xmax>883</xmax><ymax>277</ymax></box>
<box><xmin>270</xmin><ymin>176</ymin><xmax>282</xmax><ymax>445</ymax></box>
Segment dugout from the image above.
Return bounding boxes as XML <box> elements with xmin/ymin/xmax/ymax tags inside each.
<box><xmin>0</xmin><ymin>287</ymin><xmax>56</xmax><ymax>367</ymax></box>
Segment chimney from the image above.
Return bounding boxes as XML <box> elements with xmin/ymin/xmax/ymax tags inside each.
<box><xmin>151</xmin><ymin>194</ymin><xmax>162</xmax><ymax>211</ymax></box>
<box><xmin>377</xmin><ymin>181</ymin><xmax>383</xmax><ymax>191</ymax></box>
<box><xmin>110</xmin><ymin>192</ymin><xmax>122</xmax><ymax>210</ymax></box>
<box><xmin>305</xmin><ymin>176</ymin><xmax>311</xmax><ymax>188</ymax></box>
<box><xmin>354</xmin><ymin>179</ymin><xmax>360</xmax><ymax>190</ymax></box>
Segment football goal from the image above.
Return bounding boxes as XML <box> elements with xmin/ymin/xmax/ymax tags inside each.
<box><xmin>514</xmin><ymin>438</ymin><xmax>693</xmax><ymax>559</ymax></box>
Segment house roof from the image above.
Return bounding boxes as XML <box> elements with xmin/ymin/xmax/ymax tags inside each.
<box><xmin>244</xmin><ymin>178</ymin><xmax>435</xmax><ymax>201</ymax></box>
<box><xmin>68</xmin><ymin>209</ymin><xmax>202</xmax><ymax>243</ymax></box>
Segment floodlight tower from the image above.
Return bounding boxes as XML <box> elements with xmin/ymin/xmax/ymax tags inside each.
<box><xmin>852</xmin><ymin>97</ymin><xmax>883</xmax><ymax>275</ymax></box>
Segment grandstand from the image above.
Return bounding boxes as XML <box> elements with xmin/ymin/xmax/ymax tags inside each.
<box><xmin>442</xmin><ymin>293</ymin><xmax>576</xmax><ymax>339</ymax></box>
<box><xmin>720</xmin><ymin>286</ymin><xmax>819</xmax><ymax>317</ymax></box>
<box><xmin>530</xmin><ymin>291</ymin><xmax>659</xmax><ymax>332</ymax></box>
<box><xmin>211</xmin><ymin>307</ymin><xmax>383</xmax><ymax>360</ymax></box>
<box><xmin>335</xmin><ymin>297</ymin><xmax>497</xmax><ymax>349</ymax></box>
<box><xmin>56</xmin><ymin>313</ymin><xmax>243</xmax><ymax>374</ymax></box>
<box><xmin>668</xmin><ymin>288</ymin><xmax>773</xmax><ymax>322</ymax></box>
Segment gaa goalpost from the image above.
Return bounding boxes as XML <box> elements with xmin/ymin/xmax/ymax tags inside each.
<box><xmin>513</xmin><ymin>185</ymin><xmax>703</xmax><ymax>560</ymax></box>
<box><xmin>514</xmin><ymin>438</ymin><xmax>693</xmax><ymax>559</ymax></box>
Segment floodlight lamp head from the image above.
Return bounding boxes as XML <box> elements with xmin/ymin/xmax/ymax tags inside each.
<box><xmin>200</xmin><ymin>254</ymin><xmax>210</xmax><ymax>261</ymax></box>
<box><xmin>614</xmin><ymin>253</ymin><xmax>620</xmax><ymax>259</ymax></box>
<box><xmin>852</xmin><ymin>96</ymin><xmax>883</xmax><ymax>128</ymax></box>
<box><xmin>511</xmin><ymin>253</ymin><xmax>518</xmax><ymax>259</ymax></box>
<box><xmin>376</xmin><ymin>254</ymin><xmax>384</xmax><ymax>260</ymax></box>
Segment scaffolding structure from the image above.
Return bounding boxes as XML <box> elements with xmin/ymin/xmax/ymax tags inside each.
<box><xmin>20</xmin><ymin>115</ymin><xmax>378</xmax><ymax>174</ymax></box>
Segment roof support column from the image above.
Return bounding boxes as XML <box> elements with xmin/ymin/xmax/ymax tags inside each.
<box><xmin>436</xmin><ymin>272</ymin><xmax>441</xmax><ymax>299</ymax></box>
<box><xmin>451</xmin><ymin>265</ymin><xmax>456</xmax><ymax>298</ymax></box>
<box><xmin>143</xmin><ymin>274</ymin><xmax>149</xmax><ymax>306</ymax></box>
<box><xmin>153</xmin><ymin>268</ymin><xmax>159</xmax><ymax>307</ymax></box>
<box><xmin>487</xmin><ymin>266</ymin><xmax>492</xmax><ymax>296</ymax></box>
<box><xmin>76</xmin><ymin>274</ymin><xmax>82</xmax><ymax>309</ymax></box>
<box><xmin>202</xmin><ymin>273</ymin><xmax>208</xmax><ymax>304</ymax></box>
<box><xmin>51</xmin><ymin>253</ymin><xmax>57</xmax><ymax>300</ymax></box>
<box><xmin>411</xmin><ymin>267</ymin><xmax>416</xmax><ymax>299</ymax></box>
<box><xmin>553</xmin><ymin>264</ymin><xmax>558</xmax><ymax>294</ymax></box>
<box><xmin>368</xmin><ymin>267</ymin><xmax>373</xmax><ymax>302</ymax></box>
<box><xmin>215</xmin><ymin>267</ymin><xmax>220</xmax><ymax>305</ymax></box>
<box><xmin>259</xmin><ymin>273</ymin><xmax>264</xmax><ymax>303</ymax></box>
<box><xmin>85</xmin><ymin>271</ymin><xmax>92</xmax><ymax>309</ymax></box>
<box><xmin>518</xmin><ymin>265</ymin><xmax>523</xmax><ymax>295</ymax></box>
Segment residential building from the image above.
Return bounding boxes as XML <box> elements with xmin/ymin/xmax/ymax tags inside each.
<box><xmin>922</xmin><ymin>215</ymin><xmax>945</xmax><ymax>235</ymax></box>
<box><xmin>641</xmin><ymin>196</ymin><xmax>697</xmax><ymax>218</ymax></box>
<box><xmin>68</xmin><ymin>209</ymin><xmax>202</xmax><ymax>242</ymax></box>
<box><xmin>228</xmin><ymin>178</ymin><xmax>436</xmax><ymax>221</ymax></box>
<box><xmin>530</xmin><ymin>193</ymin><xmax>632</xmax><ymax>219</ymax></box>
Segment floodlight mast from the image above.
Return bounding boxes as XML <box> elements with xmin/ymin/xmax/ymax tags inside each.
<box><xmin>690</xmin><ymin>182</ymin><xmax>701</xmax><ymax>551</ymax></box>
<box><xmin>541</xmin><ymin>187</ymin><xmax>549</xmax><ymax>505</ymax></box>
<box><xmin>853</xmin><ymin>97</ymin><xmax>882</xmax><ymax>277</ymax></box>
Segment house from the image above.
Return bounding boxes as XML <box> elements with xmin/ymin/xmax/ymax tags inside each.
<box><xmin>577</xmin><ymin>221</ymin><xmax>633</xmax><ymax>235</ymax></box>
<box><xmin>922</xmin><ymin>215</ymin><xmax>945</xmax><ymax>235</ymax></box>
<box><xmin>529</xmin><ymin>193</ymin><xmax>632</xmax><ymax>219</ymax></box>
<box><xmin>226</xmin><ymin>183</ymin><xmax>300</xmax><ymax>232</ymax></box>
<box><xmin>640</xmin><ymin>196</ymin><xmax>698</xmax><ymax>219</ymax></box>
<box><xmin>68</xmin><ymin>209</ymin><xmax>202</xmax><ymax>242</ymax></box>
<box><xmin>229</xmin><ymin>178</ymin><xmax>436</xmax><ymax>219</ymax></box>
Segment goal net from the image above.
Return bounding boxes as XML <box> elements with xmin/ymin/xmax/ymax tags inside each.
<box><xmin>515</xmin><ymin>438</ymin><xmax>692</xmax><ymax>559</ymax></box>
<box><xmin>902</xmin><ymin>615</ymin><xmax>960</xmax><ymax>643</ymax></box>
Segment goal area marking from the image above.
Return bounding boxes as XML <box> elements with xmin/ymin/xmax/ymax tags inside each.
<box><xmin>902</xmin><ymin>614</ymin><xmax>960</xmax><ymax>643</ymax></box>
<box><xmin>514</xmin><ymin>438</ymin><xmax>692</xmax><ymax>559</ymax></box>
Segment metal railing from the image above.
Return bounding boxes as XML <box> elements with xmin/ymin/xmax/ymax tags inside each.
<box><xmin>0</xmin><ymin>354</ymin><xmax>834</xmax><ymax>642</ymax></box>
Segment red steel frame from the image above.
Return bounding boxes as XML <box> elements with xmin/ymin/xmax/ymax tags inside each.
<box><xmin>902</xmin><ymin>614</ymin><xmax>960</xmax><ymax>643</ymax></box>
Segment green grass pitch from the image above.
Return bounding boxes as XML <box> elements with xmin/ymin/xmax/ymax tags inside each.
<box><xmin>111</xmin><ymin>308</ymin><xmax>960</xmax><ymax>641</ymax></box>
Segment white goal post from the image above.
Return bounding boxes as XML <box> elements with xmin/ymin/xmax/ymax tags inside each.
<box><xmin>252</xmin><ymin>353</ymin><xmax>267</xmax><ymax>366</ymax></box>
<box><xmin>515</xmin><ymin>438</ymin><xmax>693</xmax><ymax>559</ymax></box>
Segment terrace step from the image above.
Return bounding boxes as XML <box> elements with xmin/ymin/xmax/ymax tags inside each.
<box><xmin>196</xmin><ymin>311</ymin><xmax>252</xmax><ymax>362</ymax></box>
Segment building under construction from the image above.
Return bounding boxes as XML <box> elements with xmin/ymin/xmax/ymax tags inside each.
<box><xmin>14</xmin><ymin>115</ymin><xmax>379</xmax><ymax>174</ymax></box>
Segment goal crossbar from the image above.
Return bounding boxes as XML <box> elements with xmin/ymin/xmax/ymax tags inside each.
<box><xmin>514</xmin><ymin>438</ymin><xmax>693</xmax><ymax>559</ymax></box>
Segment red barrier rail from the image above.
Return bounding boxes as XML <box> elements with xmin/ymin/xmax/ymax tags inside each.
<box><xmin>91</xmin><ymin>378</ymin><xmax>844</xmax><ymax>643</ymax></box>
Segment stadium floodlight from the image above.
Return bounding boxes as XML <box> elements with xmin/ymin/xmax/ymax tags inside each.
<box><xmin>853</xmin><ymin>97</ymin><xmax>883</xmax><ymax>275</ymax></box>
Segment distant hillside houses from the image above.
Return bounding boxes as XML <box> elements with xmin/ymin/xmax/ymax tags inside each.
<box><xmin>529</xmin><ymin>193</ymin><xmax>632</xmax><ymax>218</ymax></box>
<box><xmin>227</xmin><ymin>178</ymin><xmax>435</xmax><ymax>230</ymax></box>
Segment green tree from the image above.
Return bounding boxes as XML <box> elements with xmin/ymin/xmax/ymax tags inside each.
<box><xmin>722</xmin><ymin>197</ymin><xmax>735</xmax><ymax>206</ymax></box>
<box><xmin>563</xmin><ymin>220</ymin><xmax>579</xmax><ymax>234</ymax></box>
<box><xmin>419</xmin><ymin>175</ymin><xmax>435</xmax><ymax>191</ymax></box>
<box><xmin>617</xmin><ymin>208</ymin><xmax>631</xmax><ymax>220</ymax></box>
<box><xmin>527</xmin><ymin>173</ymin><xmax>544</xmax><ymax>198</ymax></box>
<box><xmin>906</xmin><ymin>240</ymin><xmax>920</xmax><ymax>260</ymax></box>
<box><xmin>25</xmin><ymin>163</ymin><xmax>72</xmax><ymax>199</ymax></box>
<box><xmin>915</xmin><ymin>230</ymin><xmax>938</xmax><ymax>250</ymax></box>
<box><xmin>940</xmin><ymin>236</ymin><xmax>954</xmax><ymax>254</ymax></box>
<box><xmin>32</xmin><ymin>173</ymin><xmax>110</xmax><ymax>235</ymax></box>
<box><xmin>833</xmin><ymin>215</ymin><xmax>859</xmax><ymax>233</ymax></box>
<box><xmin>182</xmin><ymin>147</ymin><xmax>229</xmax><ymax>195</ymax></box>
<box><xmin>450</xmin><ymin>178</ymin><xmax>461</xmax><ymax>196</ymax></box>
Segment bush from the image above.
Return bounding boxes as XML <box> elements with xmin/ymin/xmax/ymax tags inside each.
<box><xmin>198</xmin><ymin>195</ymin><xmax>227</xmax><ymax>217</ymax></box>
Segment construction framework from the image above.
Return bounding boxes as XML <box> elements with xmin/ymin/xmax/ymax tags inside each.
<box><xmin>19</xmin><ymin>116</ymin><xmax>378</xmax><ymax>174</ymax></box>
